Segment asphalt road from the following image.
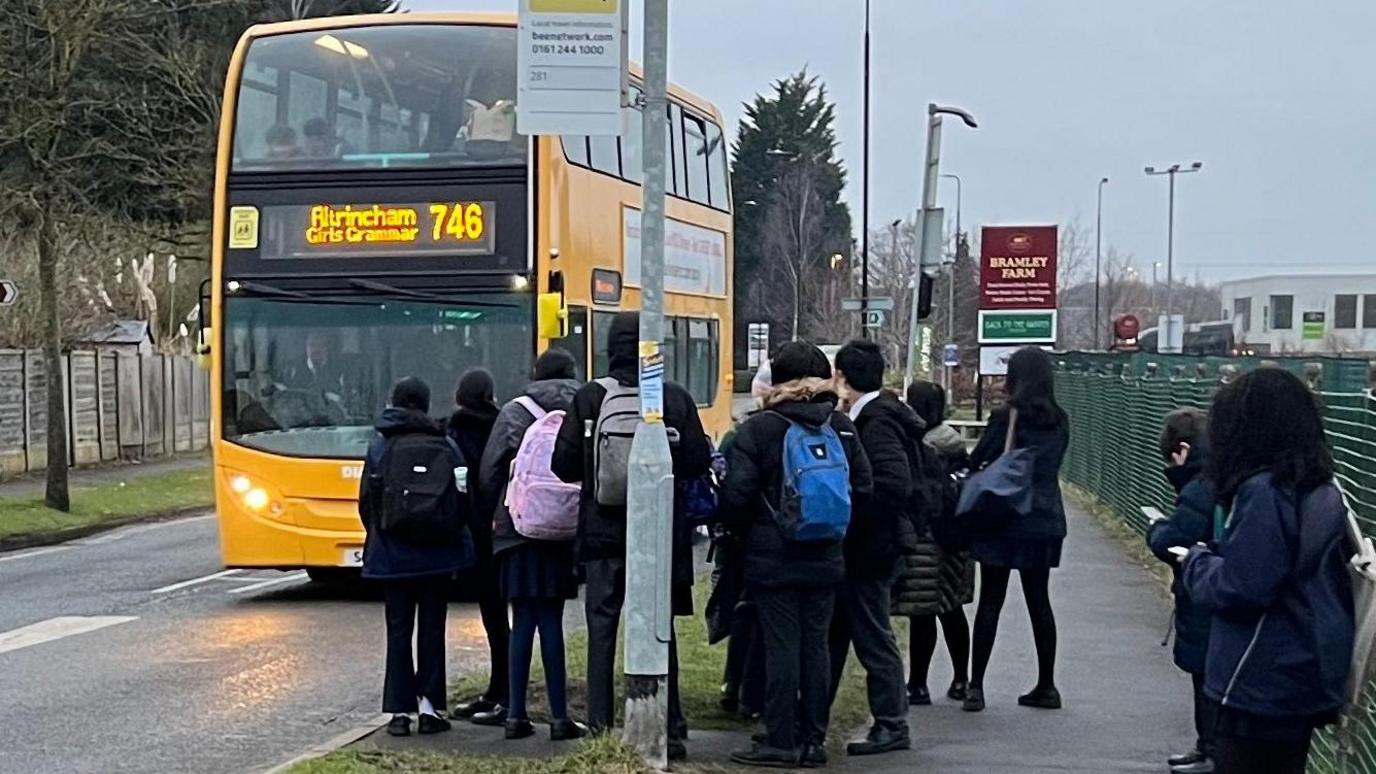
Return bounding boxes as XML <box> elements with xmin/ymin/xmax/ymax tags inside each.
<box><xmin>0</xmin><ymin>514</ymin><xmax>490</xmax><ymax>774</ymax></box>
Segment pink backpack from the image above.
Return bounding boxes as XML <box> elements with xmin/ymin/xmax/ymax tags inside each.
<box><xmin>504</xmin><ymin>397</ymin><xmax>581</xmax><ymax>541</ymax></box>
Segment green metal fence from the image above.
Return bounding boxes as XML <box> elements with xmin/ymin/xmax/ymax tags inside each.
<box><xmin>1055</xmin><ymin>353</ymin><xmax>1376</xmax><ymax>773</ymax></box>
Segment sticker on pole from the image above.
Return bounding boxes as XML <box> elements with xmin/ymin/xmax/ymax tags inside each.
<box><xmin>0</xmin><ymin>280</ymin><xmax>16</xmax><ymax>307</ymax></box>
<box><xmin>638</xmin><ymin>340</ymin><xmax>664</xmax><ymax>424</ymax></box>
<box><xmin>517</xmin><ymin>0</ymin><xmax>628</xmax><ymax>136</ymax></box>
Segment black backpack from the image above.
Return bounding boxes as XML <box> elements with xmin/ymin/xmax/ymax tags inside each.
<box><xmin>907</xmin><ymin>436</ymin><xmax>962</xmax><ymax>548</ymax></box>
<box><xmin>376</xmin><ymin>433</ymin><xmax>463</xmax><ymax>544</ymax></box>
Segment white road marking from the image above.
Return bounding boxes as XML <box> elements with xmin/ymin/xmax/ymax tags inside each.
<box><xmin>0</xmin><ymin>545</ymin><xmax>74</xmax><ymax>565</ymax></box>
<box><xmin>0</xmin><ymin>616</ymin><xmax>138</xmax><ymax>656</ymax></box>
<box><xmin>227</xmin><ymin>571</ymin><xmax>309</xmax><ymax>596</ymax></box>
<box><xmin>151</xmin><ymin>569</ymin><xmax>244</xmax><ymax>594</ymax></box>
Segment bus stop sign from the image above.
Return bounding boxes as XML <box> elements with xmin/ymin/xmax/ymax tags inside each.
<box><xmin>0</xmin><ymin>280</ymin><xmax>16</xmax><ymax>307</ymax></box>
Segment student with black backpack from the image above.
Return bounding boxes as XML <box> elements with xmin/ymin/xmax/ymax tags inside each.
<box><xmin>358</xmin><ymin>377</ymin><xmax>474</xmax><ymax>738</ymax></box>
<box><xmin>551</xmin><ymin>311</ymin><xmax>711</xmax><ymax>759</ymax></box>
<box><xmin>721</xmin><ymin>342</ymin><xmax>874</xmax><ymax>769</ymax></box>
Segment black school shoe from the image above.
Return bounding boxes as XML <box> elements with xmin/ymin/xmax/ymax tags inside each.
<box><xmin>961</xmin><ymin>686</ymin><xmax>986</xmax><ymax>712</ymax></box>
<box><xmin>799</xmin><ymin>744</ymin><xmax>828</xmax><ymax>768</ymax></box>
<box><xmin>729</xmin><ymin>743</ymin><xmax>801</xmax><ymax>769</ymax></box>
<box><xmin>907</xmin><ymin>685</ymin><xmax>932</xmax><ymax>706</ymax></box>
<box><xmin>386</xmin><ymin>715</ymin><xmax>412</xmax><ymax>737</ymax></box>
<box><xmin>1018</xmin><ymin>685</ymin><xmax>1063</xmax><ymax>709</ymax></box>
<box><xmin>451</xmin><ymin>697</ymin><xmax>500</xmax><ymax>719</ymax></box>
<box><xmin>550</xmin><ymin>719</ymin><xmax>588</xmax><ymax>742</ymax></box>
<box><xmin>947</xmin><ymin>680</ymin><xmax>969</xmax><ymax>701</ymax></box>
<box><xmin>846</xmin><ymin>724</ymin><xmax>911</xmax><ymax>756</ymax></box>
<box><xmin>1169</xmin><ymin>749</ymin><xmax>1207</xmax><ymax>767</ymax></box>
<box><xmin>1171</xmin><ymin>759</ymin><xmax>1215</xmax><ymax>774</ymax></box>
<box><xmin>418</xmin><ymin>714</ymin><xmax>452</xmax><ymax>735</ymax></box>
<box><xmin>505</xmin><ymin>718</ymin><xmax>536</xmax><ymax>740</ymax></box>
<box><xmin>471</xmin><ymin>704</ymin><xmax>509</xmax><ymax>726</ymax></box>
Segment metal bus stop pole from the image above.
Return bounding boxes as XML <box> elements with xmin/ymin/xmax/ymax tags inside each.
<box><xmin>623</xmin><ymin>0</ymin><xmax>673</xmax><ymax>766</ymax></box>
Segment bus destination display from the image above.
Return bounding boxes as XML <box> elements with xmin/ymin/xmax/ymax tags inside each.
<box><xmin>256</xmin><ymin>201</ymin><xmax>497</xmax><ymax>259</ymax></box>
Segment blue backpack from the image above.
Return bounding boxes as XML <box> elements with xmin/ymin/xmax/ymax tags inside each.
<box><xmin>768</xmin><ymin>414</ymin><xmax>852</xmax><ymax>543</ymax></box>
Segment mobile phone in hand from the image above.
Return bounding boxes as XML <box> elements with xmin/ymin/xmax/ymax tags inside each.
<box><xmin>1167</xmin><ymin>546</ymin><xmax>1189</xmax><ymax>563</ymax></box>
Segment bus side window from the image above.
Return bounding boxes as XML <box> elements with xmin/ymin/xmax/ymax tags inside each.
<box><xmin>706</xmin><ymin>122</ymin><xmax>730</xmax><ymax>211</ymax></box>
<box><xmin>621</xmin><ymin>87</ymin><xmax>644</xmax><ymax>184</ymax></box>
<box><xmin>590</xmin><ymin>134</ymin><xmax>620</xmax><ymax>177</ymax></box>
<box><xmin>562</xmin><ymin>136</ymin><xmax>589</xmax><ymax>167</ymax></box>
<box><xmin>682</xmin><ymin>114</ymin><xmax>710</xmax><ymax>205</ymax></box>
<box><xmin>669</xmin><ymin>103</ymin><xmax>686</xmax><ymax>198</ymax></box>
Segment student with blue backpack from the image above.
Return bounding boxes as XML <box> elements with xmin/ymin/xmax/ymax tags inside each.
<box><xmin>721</xmin><ymin>341</ymin><xmax>874</xmax><ymax>769</ymax></box>
<box><xmin>477</xmin><ymin>348</ymin><xmax>586</xmax><ymax>742</ymax></box>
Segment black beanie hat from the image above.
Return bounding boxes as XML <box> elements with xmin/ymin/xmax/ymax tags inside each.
<box><xmin>770</xmin><ymin>341</ymin><xmax>832</xmax><ymax>385</ymax></box>
<box><xmin>391</xmin><ymin>376</ymin><xmax>431</xmax><ymax>413</ymax></box>
<box><xmin>533</xmin><ymin>348</ymin><xmax>578</xmax><ymax>381</ymax></box>
<box><xmin>456</xmin><ymin>368</ymin><xmax>496</xmax><ymax>410</ymax></box>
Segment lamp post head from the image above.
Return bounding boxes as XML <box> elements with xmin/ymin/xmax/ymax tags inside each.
<box><xmin>930</xmin><ymin>103</ymin><xmax>978</xmax><ymax>129</ymax></box>
<box><xmin>1100</xmin><ymin>176</ymin><xmax>1110</xmax><ymax>185</ymax></box>
<box><xmin>1144</xmin><ymin>166</ymin><xmax>1156</xmax><ymax>174</ymax></box>
<box><xmin>1190</xmin><ymin>161</ymin><xmax>1203</xmax><ymax>170</ymax></box>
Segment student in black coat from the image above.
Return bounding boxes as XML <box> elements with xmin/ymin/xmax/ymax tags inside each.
<box><xmin>550</xmin><ymin>311</ymin><xmax>711</xmax><ymax>758</ymax></box>
<box><xmin>1145</xmin><ymin>408</ymin><xmax>1220</xmax><ymax>774</ymax></box>
<box><xmin>963</xmin><ymin>347</ymin><xmax>1069</xmax><ymax>713</ymax></box>
<box><xmin>721</xmin><ymin>342</ymin><xmax>874</xmax><ymax>769</ymax></box>
<box><xmin>446</xmin><ymin>369</ymin><xmax>511</xmax><ymax>724</ymax></box>
<box><xmin>477</xmin><ymin>349</ymin><xmax>586</xmax><ymax>742</ymax></box>
<box><xmin>828</xmin><ymin>339</ymin><xmax>913</xmax><ymax>756</ymax></box>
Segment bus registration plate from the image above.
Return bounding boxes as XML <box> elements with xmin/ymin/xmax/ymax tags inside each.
<box><xmin>340</xmin><ymin>547</ymin><xmax>364</xmax><ymax>567</ymax></box>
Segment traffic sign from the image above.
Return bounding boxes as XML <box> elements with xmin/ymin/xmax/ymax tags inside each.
<box><xmin>517</xmin><ymin>0</ymin><xmax>629</xmax><ymax>136</ymax></box>
<box><xmin>943</xmin><ymin>343</ymin><xmax>960</xmax><ymax>367</ymax></box>
<box><xmin>863</xmin><ymin>310</ymin><xmax>884</xmax><ymax>328</ymax></box>
<box><xmin>842</xmin><ymin>296</ymin><xmax>894</xmax><ymax>312</ymax></box>
<box><xmin>978</xmin><ymin>309</ymin><xmax>1057</xmax><ymax>344</ymax></box>
<box><xmin>0</xmin><ymin>280</ymin><xmax>16</xmax><ymax>307</ymax></box>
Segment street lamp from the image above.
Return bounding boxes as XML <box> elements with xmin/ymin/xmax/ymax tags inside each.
<box><xmin>1095</xmin><ymin>177</ymin><xmax>1108</xmax><ymax>349</ymax></box>
<box><xmin>1145</xmin><ymin>161</ymin><xmax>1203</xmax><ymax>353</ymax></box>
<box><xmin>860</xmin><ymin>0</ymin><xmax>874</xmax><ymax>334</ymax></box>
<box><xmin>940</xmin><ymin>173</ymin><xmax>961</xmax><ymax>390</ymax></box>
<box><xmin>905</xmin><ymin>102</ymin><xmax>978</xmax><ymax>388</ymax></box>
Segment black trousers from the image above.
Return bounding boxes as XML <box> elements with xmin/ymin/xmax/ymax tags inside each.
<box><xmin>723</xmin><ymin>601</ymin><xmax>766</xmax><ymax>713</ymax></box>
<box><xmin>475</xmin><ymin>557</ymin><xmax>510</xmax><ymax>704</ymax></box>
<box><xmin>382</xmin><ymin>576</ymin><xmax>449</xmax><ymax>714</ymax></box>
<box><xmin>1214</xmin><ymin>732</ymin><xmax>1312</xmax><ymax>774</ymax></box>
<box><xmin>757</xmin><ymin>586</ymin><xmax>836</xmax><ymax>752</ymax></box>
<box><xmin>583</xmin><ymin>557</ymin><xmax>685</xmax><ymax>737</ymax></box>
<box><xmin>829</xmin><ymin>571</ymin><xmax>909</xmax><ymax>732</ymax></box>
<box><xmin>1192</xmin><ymin>672</ymin><xmax>1218</xmax><ymax>757</ymax></box>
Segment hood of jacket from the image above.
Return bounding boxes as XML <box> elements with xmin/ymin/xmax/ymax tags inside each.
<box><xmin>924</xmin><ymin>422</ymin><xmax>967</xmax><ymax>458</ymax></box>
<box><xmin>858</xmin><ymin>391</ymin><xmax>926</xmax><ymax>438</ymax></box>
<box><xmin>377</xmin><ymin>407</ymin><xmax>443</xmax><ymax>437</ymax></box>
<box><xmin>607</xmin><ymin>311</ymin><xmax>640</xmax><ymax>382</ymax></box>
<box><xmin>447</xmin><ymin>402</ymin><xmax>499</xmax><ymax>436</ymax></box>
<box><xmin>524</xmin><ymin>377</ymin><xmax>581</xmax><ymax>412</ymax></box>
<box><xmin>762</xmin><ymin>378</ymin><xmax>839</xmax><ymax>427</ymax></box>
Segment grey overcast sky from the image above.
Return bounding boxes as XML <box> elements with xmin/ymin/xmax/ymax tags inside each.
<box><xmin>406</xmin><ymin>0</ymin><xmax>1376</xmax><ymax>282</ymax></box>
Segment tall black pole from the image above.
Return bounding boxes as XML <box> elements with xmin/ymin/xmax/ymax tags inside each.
<box><xmin>860</xmin><ymin>0</ymin><xmax>871</xmax><ymax>336</ymax></box>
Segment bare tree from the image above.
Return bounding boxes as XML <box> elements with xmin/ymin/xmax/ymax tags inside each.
<box><xmin>760</xmin><ymin>161</ymin><xmax>827</xmax><ymax>343</ymax></box>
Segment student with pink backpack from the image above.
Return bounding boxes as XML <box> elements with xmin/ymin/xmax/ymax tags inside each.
<box><xmin>476</xmin><ymin>349</ymin><xmax>586</xmax><ymax>742</ymax></box>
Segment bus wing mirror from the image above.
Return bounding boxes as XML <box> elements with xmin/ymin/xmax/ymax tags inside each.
<box><xmin>196</xmin><ymin>279</ymin><xmax>212</xmax><ymax>369</ymax></box>
<box><xmin>538</xmin><ymin>292</ymin><xmax>568</xmax><ymax>339</ymax></box>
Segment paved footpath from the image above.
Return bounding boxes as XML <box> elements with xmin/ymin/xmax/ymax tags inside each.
<box><xmin>353</xmin><ymin>500</ymin><xmax>1196</xmax><ymax>772</ymax></box>
<box><xmin>0</xmin><ymin>453</ymin><xmax>208</xmax><ymax>500</ymax></box>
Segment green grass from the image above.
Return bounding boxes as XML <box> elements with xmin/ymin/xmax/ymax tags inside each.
<box><xmin>0</xmin><ymin>468</ymin><xmax>212</xmax><ymax>541</ymax></box>
<box><xmin>289</xmin><ymin>734</ymin><xmax>647</xmax><ymax>774</ymax></box>
<box><xmin>296</xmin><ymin>586</ymin><xmax>878</xmax><ymax>773</ymax></box>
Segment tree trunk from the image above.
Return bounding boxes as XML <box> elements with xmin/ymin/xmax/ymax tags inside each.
<box><xmin>38</xmin><ymin>210</ymin><xmax>70</xmax><ymax>512</ymax></box>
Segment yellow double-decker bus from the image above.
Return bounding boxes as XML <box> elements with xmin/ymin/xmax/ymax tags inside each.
<box><xmin>211</xmin><ymin>14</ymin><xmax>733</xmax><ymax>574</ymax></box>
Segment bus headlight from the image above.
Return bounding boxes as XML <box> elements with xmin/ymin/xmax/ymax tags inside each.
<box><xmin>223</xmin><ymin>470</ymin><xmax>283</xmax><ymax>516</ymax></box>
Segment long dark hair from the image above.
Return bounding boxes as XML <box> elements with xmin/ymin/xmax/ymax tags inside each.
<box><xmin>906</xmin><ymin>381</ymin><xmax>946</xmax><ymax>429</ymax></box>
<box><xmin>1206</xmin><ymin>367</ymin><xmax>1334</xmax><ymax>504</ymax></box>
<box><xmin>1005</xmin><ymin>347</ymin><xmax>1064</xmax><ymax>428</ymax></box>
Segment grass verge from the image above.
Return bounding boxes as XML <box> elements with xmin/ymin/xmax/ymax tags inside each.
<box><xmin>0</xmin><ymin>468</ymin><xmax>212</xmax><ymax>544</ymax></box>
<box><xmin>295</xmin><ymin>584</ymin><xmax>877</xmax><ymax>773</ymax></box>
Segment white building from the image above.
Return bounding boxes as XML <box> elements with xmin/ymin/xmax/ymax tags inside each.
<box><xmin>1219</xmin><ymin>274</ymin><xmax>1376</xmax><ymax>355</ymax></box>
